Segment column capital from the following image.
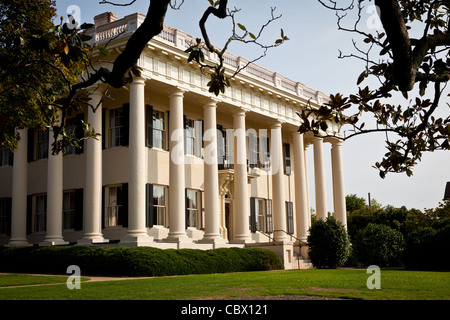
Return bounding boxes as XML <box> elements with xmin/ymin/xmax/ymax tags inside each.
<box><xmin>233</xmin><ymin>109</ymin><xmax>247</xmax><ymax>118</ymax></box>
<box><xmin>131</xmin><ymin>76</ymin><xmax>146</xmax><ymax>84</ymax></box>
<box><xmin>203</xmin><ymin>99</ymin><xmax>218</xmax><ymax>109</ymax></box>
<box><xmin>270</xmin><ymin>120</ymin><xmax>283</xmax><ymax>129</ymax></box>
<box><xmin>170</xmin><ymin>86</ymin><xmax>189</xmax><ymax>98</ymax></box>
<box><xmin>324</xmin><ymin>136</ymin><xmax>344</xmax><ymax>146</ymax></box>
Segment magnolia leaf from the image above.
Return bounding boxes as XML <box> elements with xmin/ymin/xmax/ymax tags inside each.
<box><xmin>237</xmin><ymin>23</ymin><xmax>246</xmax><ymax>31</ymax></box>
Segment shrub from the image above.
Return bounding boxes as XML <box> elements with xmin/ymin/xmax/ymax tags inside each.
<box><xmin>0</xmin><ymin>246</ymin><xmax>283</xmax><ymax>277</ymax></box>
<box><xmin>352</xmin><ymin>223</ymin><xmax>405</xmax><ymax>267</ymax></box>
<box><xmin>307</xmin><ymin>216</ymin><xmax>350</xmax><ymax>269</ymax></box>
<box><xmin>404</xmin><ymin>223</ymin><xmax>450</xmax><ymax>270</ymax></box>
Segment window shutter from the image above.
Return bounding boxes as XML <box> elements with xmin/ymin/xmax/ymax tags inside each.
<box><xmin>122</xmin><ymin>103</ymin><xmax>130</xmax><ymax>147</ymax></box>
<box><xmin>75</xmin><ymin>113</ymin><xmax>85</xmax><ymax>154</ymax></box>
<box><xmin>101</xmin><ymin>186</ymin><xmax>105</xmax><ymax>230</ymax></box>
<box><xmin>183</xmin><ymin>115</ymin><xmax>187</xmax><ymax>155</ymax></box>
<box><xmin>26</xmin><ymin>195</ymin><xmax>32</xmax><ymax>235</ymax></box>
<box><xmin>185</xmin><ymin>188</ymin><xmax>188</xmax><ymax>229</ymax></box>
<box><xmin>248</xmin><ymin>132</ymin><xmax>257</xmax><ymax>168</ymax></box>
<box><xmin>194</xmin><ymin>120</ymin><xmax>203</xmax><ymax>158</ymax></box>
<box><xmin>6</xmin><ymin>198</ymin><xmax>12</xmax><ymax>236</ymax></box>
<box><xmin>146</xmin><ymin>105</ymin><xmax>154</xmax><ymax>148</ymax></box>
<box><xmin>74</xmin><ymin>189</ymin><xmax>84</xmax><ymax>231</ymax></box>
<box><xmin>250</xmin><ymin>197</ymin><xmax>257</xmax><ymax>233</ymax></box>
<box><xmin>146</xmin><ymin>184</ymin><xmax>154</xmax><ymax>228</ymax></box>
<box><xmin>200</xmin><ymin>190</ymin><xmax>204</xmax><ymax>230</ymax></box>
<box><xmin>102</xmin><ymin>109</ymin><xmax>106</xmax><ymax>150</ymax></box>
<box><xmin>216</xmin><ymin>125</ymin><xmax>224</xmax><ymax>167</ymax></box>
<box><xmin>121</xmin><ymin>183</ymin><xmax>129</xmax><ymax>228</ymax></box>
<box><xmin>286</xmin><ymin>202</ymin><xmax>294</xmax><ymax>235</ymax></box>
<box><xmin>27</xmin><ymin>129</ymin><xmax>35</xmax><ymax>162</ymax></box>
<box><xmin>284</xmin><ymin>143</ymin><xmax>291</xmax><ymax>175</ymax></box>
<box><xmin>265</xmin><ymin>199</ymin><xmax>273</xmax><ymax>234</ymax></box>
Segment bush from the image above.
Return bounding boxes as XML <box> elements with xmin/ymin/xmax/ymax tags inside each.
<box><xmin>0</xmin><ymin>246</ymin><xmax>283</xmax><ymax>277</ymax></box>
<box><xmin>307</xmin><ymin>216</ymin><xmax>350</xmax><ymax>269</ymax></box>
<box><xmin>404</xmin><ymin>223</ymin><xmax>450</xmax><ymax>270</ymax></box>
<box><xmin>352</xmin><ymin>223</ymin><xmax>405</xmax><ymax>267</ymax></box>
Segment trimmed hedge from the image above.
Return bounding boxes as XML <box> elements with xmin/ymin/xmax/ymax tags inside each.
<box><xmin>0</xmin><ymin>246</ymin><xmax>283</xmax><ymax>277</ymax></box>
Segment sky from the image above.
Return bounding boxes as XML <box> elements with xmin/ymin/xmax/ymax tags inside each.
<box><xmin>54</xmin><ymin>0</ymin><xmax>449</xmax><ymax>211</ymax></box>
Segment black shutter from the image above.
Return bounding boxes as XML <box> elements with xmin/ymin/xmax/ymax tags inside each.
<box><xmin>75</xmin><ymin>113</ymin><xmax>85</xmax><ymax>154</ymax></box>
<box><xmin>217</xmin><ymin>125</ymin><xmax>224</xmax><ymax>167</ymax></box>
<box><xmin>183</xmin><ymin>115</ymin><xmax>187</xmax><ymax>155</ymax></box>
<box><xmin>27</xmin><ymin>129</ymin><xmax>35</xmax><ymax>162</ymax></box>
<box><xmin>121</xmin><ymin>183</ymin><xmax>129</xmax><ymax>228</ymax></box>
<box><xmin>102</xmin><ymin>186</ymin><xmax>105</xmax><ymax>229</ymax></box>
<box><xmin>146</xmin><ymin>184</ymin><xmax>154</xmax><ymax>228</ymax></box>
<box><xmin>250</xmin><ymin>197</ymin><xmax>257</xmax><ymax>233</ymax></box>
<box><xmin>26</xmin><ymin>195</ymin><xmax>32</xmax><ymax>235</ymax></box>
<box><xmin>185</xmin><ymin>189</ymin><xmax>188</xmax><ymax>229</ymax></box>
<box><xmin>265</xmin><ymin>199</ymin><xmax>273</xmax><ymax>234</ymax></box>
<box><xmin>6</xmin><ymin>198</ymin><xmax>12</xmax><ymax>236</ymax></box>
<box><xmin>102</xmin><ymin>109</ymin><xmax>106</xmax><ymax>150</ymax></box>
<box><xmin>200</xmin><ymin>191</ymin><xmax>204</xmax><ymax>230</ymax></box>
<box><xmin>286</xmin><ymin>202</ymin><xmax>294</xmax><ymax>235</ymax></box>
<box><xmin>284</xmin><ymin>143</ymin><xmax>291</xmax><ymax>175</ymax></box>
<box><xmin>122</xmin><ymin>103</ymin><xmax>130</xmax><ymax>147</ymax></box>
<box><xmin>146</xmin><ymin>105</ymin><xmax>154</xmax><ymax>148</ymax></box>
<box><xmin>74</xmin><ymin>189</ymin><xmax>84</xmax><ymax>231</ymax></box>
<box><xmin>249</xmin><ymin>132</ymin><xmax>257</xmax><ymax>168</ymax></box>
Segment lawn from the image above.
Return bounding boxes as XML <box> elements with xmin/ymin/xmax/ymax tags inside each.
<box><xmin>0</xmin><ymin>268</ymin><xmax>448</xmax><ymax>301</ymax></box>
<box><xmin>0</xmin><ymin>269</ymin><xmax>450</xmax><ymax>300</ymax></box>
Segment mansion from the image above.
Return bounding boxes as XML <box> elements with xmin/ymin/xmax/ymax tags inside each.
<box><xmin>0</xmin><ymin>12</ymin><xmax>347</xmax><ymax>269</ymax></box>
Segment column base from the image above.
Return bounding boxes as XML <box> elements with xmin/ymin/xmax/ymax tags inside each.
<box><xmin>77</xmin><ymin>235</ymin><xmax>109</xmax><ymax>246</ymax></box>
<box><xmin>229</xmin><ymin>238</ymin><xmax>254</xmax><ymax>244</ymax></box>
<box><xmin>40</xmin><ymin>238</ymin><xmax>69</xmax><ymax>246</ymax></box>
<box><xmin>120</xmin><ymin>234</ymin><xmax>154</xmax><ymax>247</ymax></box>
<box><xmin>6</xmin><ymin>239</ymin><xmax>31</xmax><ymax>247</ymax></box>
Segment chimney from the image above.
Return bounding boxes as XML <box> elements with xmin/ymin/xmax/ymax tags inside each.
<box><xmin>94</xmin><ymin>12</ymin><xmax>118</xmax><ymax>27</ymax></box>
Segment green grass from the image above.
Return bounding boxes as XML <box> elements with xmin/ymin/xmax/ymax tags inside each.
<box><xmin>0</xmin><ymin>268</ymin><xmax>448</xmax><ymax>300</ymax></box>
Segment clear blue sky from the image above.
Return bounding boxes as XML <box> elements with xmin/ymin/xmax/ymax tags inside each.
<box><xmin>55</xmin><ymin>0</ymin><xmax>449</xmax><ymax>211</ymax></box>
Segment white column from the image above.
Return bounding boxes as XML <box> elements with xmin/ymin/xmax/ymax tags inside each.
<box><xmin>41</xmin><ymin>113</ymin><xmax>68</xmax><ymax>246</ymax></box>
<box><xmin>232</xmin><ymin>111</ymin><xmax>252</xmax><ymax>243</ymax></box>
<box><xmin>79</xmin><ymin>88</ymin><xmax>107</xmax><ymax>245</ymax></box>
<box><xmin>166</xmin><ymin>88</ymin><xmax>189</xmax><ymax>242</ymax></box>
<box><xmin>121</xmin><ymin>76</ymin><xmax>153</xmax><ymax>246</ymax></box>
<box><xmin>293</xmin><ymin>132</ymin><xmax>309</xmax><ymax>242</ymax></box>
<box><xmin>200</xmin><ymin>100</ymin><xmax>224</xmax><ymax>244</ymax></box>
<box><xmin>312</xmin><ymin>136</ymin><xmax>328</xmax><ymax>220</ymax></box>
<box><xmin>8</xmin><ymin>129</ymin><xmax>30</xmax><ymax>246</ymax></box>
<box><xmin>271</xmin><ymin>122</ymin><xmax>288</xmax><ymax>242</ymax></box>
<box><xmin>330</xmin><ymin>138</ymin><xmax>347</xmax><ymax>228</ymax></box>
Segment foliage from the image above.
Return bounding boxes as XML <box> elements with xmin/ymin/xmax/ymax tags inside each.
<box><xmin>352</xmin><ymin>223</ymin><xmax>405</xmax><ymax>267</ymax></box>
<box><xmin>404</xmin><ymin>221</ymin><xmax>450</xmax><ymax>270</ymax></box>
<box><xmin>0</xmin><ymin>246</ymin><xmax>283</xmax><ymax>277</ymax></box>
<box><xmin>301</xmin><ymin>0</ymin><xmax>449</xmax><ymax>177</ymax></box>
<box><xmin>307</xmin><ymin>216</ymin><xmax>351</xmax><ymax>268</ymax></box>
<box><xmin>0</xmin><ymin>0</ymin><xmax>98</xmax><ymax>153</ymax></box>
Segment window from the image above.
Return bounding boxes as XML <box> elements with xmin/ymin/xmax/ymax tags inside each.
<box><xmin>63</xmin><ymin>191</ymin><xmax>75</xmax><ymax>230</ymax></box>
<box><xmin>186</xmin><ymin>189</ymin><xmax>200</xmax><ymax>228</ymax></box>
<box><xmin>283</xmin><ymin>143</ymin><xmax>291</xmax><ymax>175</ymax></box>
<box><xmin>34</xmin><ymin>194</ymin><xmax>47</xmax><ymax>233</ymax></box>
<box><xmin>146</xmin><ymin>184</ymin><xmax>167</xmax><ymax>227</ymax></box>
<box><xmin>109</xmin><ymin>108</ymin><xmax>124</xmax><ymax>148</ymax></box>
<box><xmin>250</xmin><ymin>198</ymin><xmax>273</xmax><ymax>233</ymax></box>
<box><xmin>184</xmin><ymin>118</ymin><xmax>203</xmax><ymax>157</ymax></box>
<box><xmin>153</xmin><ymin>110</ymin><xmax>166</xmax><ymax>149</ymax></box>
<box><xmin>0</xmin><ymin>149</ymin><xmax>13</xmax><ymax>166</ymax></box>
<box><xmin>0</xmin><ymin>198</ymin><xmax>11</xmax><ymax>234</ymax></box>
<box><xmin>64</xmin><ymin>115</ymin><xmax>85</xmax><ymax>155</ymax></box>
<box><xmin>64</xmin><ymin>118</ymin><xmax>77</xmax><ymax>155</ymax></box>
<box><xmin>260</xmin><ymin>135</ymin><xmax>270</xmax><ymax>170</ymax></box>
<box><xmin>106</xmin><ymin>185</ymin><xmax>126</xmax><ymax>227</ymax></box>
<box><xmin>286</xmin><ymin>201</ymin><xmax>294</xmax><ymax>235</ymax></box>
<box><xmin>36</xmin><ymin>129</ymin><xmax>49</xmax><ymax>160</ymax></box>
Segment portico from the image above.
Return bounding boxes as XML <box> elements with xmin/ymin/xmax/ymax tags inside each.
<box><xmin>0</xmin><ymin>12</ymin><xmax>348</xmax><ymax>268</ymax></box>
